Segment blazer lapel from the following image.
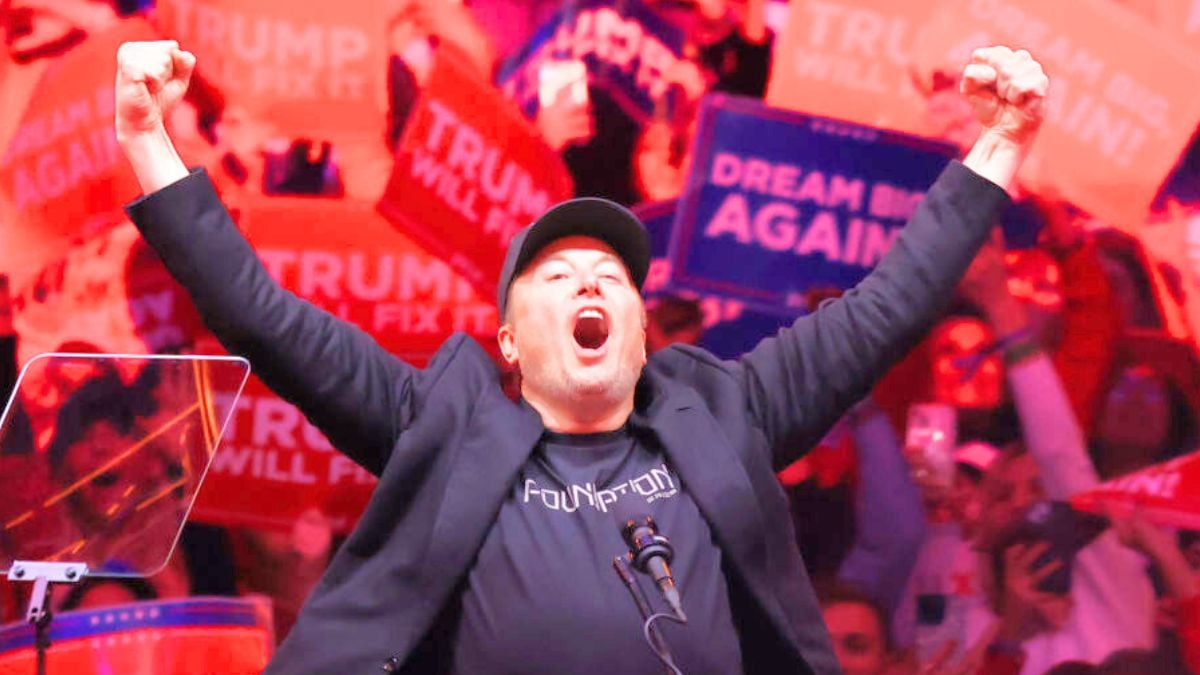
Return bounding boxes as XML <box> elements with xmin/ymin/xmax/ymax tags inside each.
<box><xmin>633</xmin><ymin>376</ymin><xmax>800</xmax><ymax>650</ymax></box>
<box><xmin>424</xmin><ymin>391</ymin><xmax>544</xmax><ymax>580</ymax></box>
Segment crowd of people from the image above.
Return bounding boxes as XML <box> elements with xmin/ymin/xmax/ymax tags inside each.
<box><xmin>1</xmin><ymin>0</ymin><xmax>1200</xmax><ymax>673</ymax></box>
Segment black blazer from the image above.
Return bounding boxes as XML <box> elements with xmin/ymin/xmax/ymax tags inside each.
<box><xmin>127</xmin><ymin>161</ymin><xmax>1008</xmax><ymax>674</ymax></box>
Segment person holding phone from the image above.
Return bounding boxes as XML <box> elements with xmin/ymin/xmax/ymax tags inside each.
<box><xmin>959</xmin><ymin>232</ymin><xmax>1155</xmax><ymax>672</ymax></box>
<box><xmin>534</xmin><ymin>59</ymin><xmax>595</xmax><ymax>152</ymax></box>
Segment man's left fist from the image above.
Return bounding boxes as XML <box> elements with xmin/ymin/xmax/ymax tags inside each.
<box><xmin>960</xmin><ymin>46</ymin><xmax>1049</xmax><ymax>146</ymax></box>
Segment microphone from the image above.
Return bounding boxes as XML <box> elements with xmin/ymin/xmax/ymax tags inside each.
<box><xmin>620</xmin><ymin>513</ymin><xmax>687</xmax><ymax>623</ymax></box>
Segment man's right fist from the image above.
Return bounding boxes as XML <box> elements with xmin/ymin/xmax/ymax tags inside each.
<box><xmin>115</xmin><ymin>40</ymin><xmax>196</xmax><ymax>142</ymax></box>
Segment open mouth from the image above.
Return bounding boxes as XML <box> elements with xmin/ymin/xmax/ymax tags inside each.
<box><xmin>573</xmin><ymin>308</ymin><xmax>610</xmax><ymax>351</ymax></box>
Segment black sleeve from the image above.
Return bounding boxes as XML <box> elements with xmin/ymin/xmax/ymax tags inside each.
<box><xmin>738</xmin><ymin>161</ymin><xmax>1011</xmax><ymax>469</ymax></box>
<box><xmin>126</xmin><ymin>171</ymin><xmax>416</xmax><ymax>475</ymax></box>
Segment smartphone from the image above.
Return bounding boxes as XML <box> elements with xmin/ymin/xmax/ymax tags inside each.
<box><xmin>538</xmin><ymin>58</ymin><xmax>589</xmax><ymax>109</ymax></box>
<box><xmin>905</xmin><ymin>403</ymin><xmax>957</xmax><ymax>488</ymax></box>
<box><xmin>995</xmin><ymin>501</ymin><xmax>1110</xmax><ymax>595</ymax></box>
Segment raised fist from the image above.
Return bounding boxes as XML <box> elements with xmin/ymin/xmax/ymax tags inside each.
<box><xmin>960</xmin><ymin>46</ymin><xmax>1048</xmax><ymax>146</ymax></box>
<box><xmin>115</xmin><ymin>40</ymin><xmax>196</xmax><ymax>141</ymax></box>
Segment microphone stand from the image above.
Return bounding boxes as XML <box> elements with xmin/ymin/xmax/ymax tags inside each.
<box><xmin>612</xmin><ymin>555</ymin><xmax>680</xmax><ymax>675</ymax></box>
<box><xmin>8</xmin><ymin>561</ymin><xmax>88</xmax><ymax>675</ymax></box>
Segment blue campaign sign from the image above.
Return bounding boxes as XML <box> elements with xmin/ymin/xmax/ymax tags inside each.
<box><xmin>670</xmin><ymin>95</ymin><xmax>959</xmax><ymax>315</ymax></box>
<box><xmin>633</xmin><ymin>199</ymin><xmax>800</xmax><ymax>360</ymax></box>
<box><xmin>496</xmin><ymin>0</ymin><xmax>686</xmax><ymax>124</ymax></box>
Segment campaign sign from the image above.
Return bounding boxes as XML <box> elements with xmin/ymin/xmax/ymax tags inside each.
<box><xmin>189</xmin><ymin>193</ymin><xmax>499</xmax><ymax>534</ymax></box>
<box><xmin>157</xmin><ymin>0</ymin><xmax>388</xmax><ymax>142</ymax></box>
<box><xmin>496</xmin><ymin>0</ymin><xmax>686</xmax><ymax>123</ymax></box>
<box><xmin>635</xmin><ymin>198</ymin><xmax>680</xmax><ymax>297</ymax></box>
<box><xmin>380</xmin><ymin>48</ymin><xmax>574</xmax><ymax>302</ymax></box>
<box><xmin>0</xmin><ymin>19</ymin><xmax>159</xmax><ymax>294</ymax></box>
<box><xmin>765</xmin><ymin>0</ymin><xmax>941</xmax><ymax>137</ymax></box>
<box><xmin>913</xmin><ymin>0</ymin><xmax>1200</xmax><ymax>228</ymax></box>
<box><xmin>1072</xmin><ymin>449</ymin><xmax>1200</xmax><ymax>530</ymax></box>
<box><xmin>633</xmin><ymin>199</ymin><xmax>799</xmax><ymax>359</ymax></box>
<box><xmin>669</xmin><ymin>94</ymin><xmax>957</xmax><ymax>314</ymax></box>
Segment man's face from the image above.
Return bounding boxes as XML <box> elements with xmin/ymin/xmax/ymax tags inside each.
<box><xmin>500</xmin><ymin>236</ymin><xmax>646</xmax><ymax>411</ymax></box>
<box><xmin>823</xmin><ymin>601</ymin><xmax>889</xmax><ymax>675</ymax></box>
<box><xmin>1096</xmin><ymin>366</ymin><xmax>1170</xmax><ymax>455</ymax></box>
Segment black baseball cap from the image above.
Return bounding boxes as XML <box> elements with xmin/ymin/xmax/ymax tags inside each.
<box><xmin>496</xmin><ymin>197</ymin><xmax>651</xmax><ymax>320</ymax></box>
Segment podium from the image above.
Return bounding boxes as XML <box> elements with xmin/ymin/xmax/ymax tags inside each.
<box><xmin>0</xmin><ymin>353</ymin><xmax>250</xmax><ymax>674</ymax></box>
<box><xmin>0</xmin><ymin>596</ymin><xmax>274</xmax><ymax>674</ymax></box>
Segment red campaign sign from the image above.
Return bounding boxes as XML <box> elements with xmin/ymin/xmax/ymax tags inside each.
<box><xmin>192</xmin><ymin>374</ymin><xmax>379</xmax><ymax>534</ymax></box>
<box><xmin>189</xmin><ymin>195</ymin><xmax>499</xmax><ymax>534</ymax></box>
<box><xmin>0</xmin><ymin>19</ymin><xmax>160</xmax><ymax>294</ymax></box>
<box><xmin>239</xmin><ymin>195</ymin><xmax>500</xmax><ymax>362</ymax></box>
<box><xmin>156</xmin><ymin>0</ymin><xmax>388</xmax><ymax>142</ymax></box>
<box><xmin>1072</xmin><ymin>450</ymin><xmax>1200</xmax><ymax>529</ymax></box>
<box><xmin>378</xmin><ymin>47</ymin><xmax>575</xmax><ymax>302</ymax></box>
<box><xmin>910</xmin><ymin>0</ymin><xmax>1200</xmax><ymax>227</ymax></box>
<box><xmin>765</xmin><ymin>0</ymin><xmax>942</xmax><ymax>138</ymax></box>
<box><xmin>1149</xmin><ymin>0</ymin><xmax>1200</xmax><ymax>44</ymax></box>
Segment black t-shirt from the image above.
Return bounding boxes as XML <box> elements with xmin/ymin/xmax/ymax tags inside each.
<box><xmin>451</xmin><ymin>427</ymin><xmax>743</xmax><ymax>674</ymax></box>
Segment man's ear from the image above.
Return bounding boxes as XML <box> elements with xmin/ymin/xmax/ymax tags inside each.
<box><xmin>497</xmin><ymin>323</ymin><xmax>519</xmax><ymax>366</ymax></box>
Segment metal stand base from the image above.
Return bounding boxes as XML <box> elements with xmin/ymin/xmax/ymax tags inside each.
<box><xmin>8</xmin><ymin>562</ymin><xmax>88</xmax><ymax>675</ymax></box>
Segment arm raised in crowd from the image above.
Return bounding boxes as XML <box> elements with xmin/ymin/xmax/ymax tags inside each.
<box><xmin>740</xmin><ymin>47</ymin><xmax>1046</xmax><ymax>466</ymax></box>
<box><xmin>1037</xmin><ymin>199</ymin><xmax>1119</xmax><ymax>436</ymax></box>
<box><xmin>965</xmin><ymin>219</ymin><xmax>1156</xmax><ymax>655</ymax></box>
<box><xmin>962</xmin><ymin>231</ymin><xmax>1100</xmax><ymax>499</ymax></box>
<box><xmin>116</xmin><ymin>41</ymin><xmax>414</xmax><ymax>476</ymax></box>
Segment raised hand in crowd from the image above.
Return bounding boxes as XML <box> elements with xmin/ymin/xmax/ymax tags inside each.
<box><xmin>693</xmin><ymin>0</ymin><xmax>730</xmax><ymax>21</ymax></box>
<box><xmin>387</xmin><ymin>0</ymin><xmax>496</xmax><ymax>80</ymax></box>
<box><xmin>837</xmin><ymin>397</ymin><xmax>928</xmax><ymax>614</ymax></box>
<box><xmin>1029</xmin><ymin>190</ymin><xmax>1087</xmax><ymax>258</ymax></box>
<box><xmin>534</xmin><ymin>84</ymin><xmax>595</xmax><ymax>151</ymax></box>
<box><xmin>665</xmin><ymin>58</ymin><xmax>710</xmax><ymax>103</ymax></box>
<box><xmin>905</xmin><ymin>543</ymin><xmax>1069</xmax><ymax>675</ymax></box>
<box><xmin>958</xmin><ymin>228</ymin><xmax>1029</xmax><ymax>339</ymax></box>
<box><xmin>1111</xmin><ymin>509</ymin><xmax>1200</xmax><ymax>673</ymax></box>
<box><xmin>634</xmin><ymin>120</ymin><xmax>686</xmax><ymax>201</ymax></box>
<box><xmin>995</xmin><ymin>542</ymin><xmax>1073</xmax><ymax>641</ymax></box>
<box><xmin>689</xmin><ymin>0</ymin><xmax>767</xmax><ymax>43</ymax></box>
